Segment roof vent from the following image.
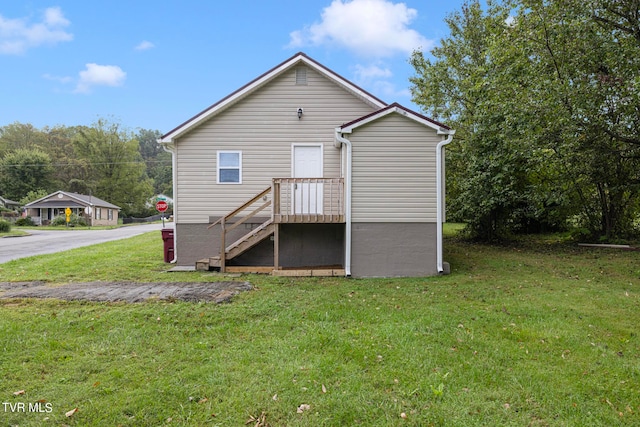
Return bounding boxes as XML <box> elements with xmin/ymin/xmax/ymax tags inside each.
<box><xmin>295</xmin><ymin>67</ymin><xmax>307</xmax><ymax>85</ymax></box>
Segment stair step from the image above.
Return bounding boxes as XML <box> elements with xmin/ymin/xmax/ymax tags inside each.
<box><xmin>226</xmin><ymin>220</ymin><xmax>274</xmax><ymax>253</ymax></box>
<box><xmin>198</xmin><ymin>220</ymin><xmax>275</xmax><ymax>271</ymax></box>
<box><xmin>196</xmin><ymin>258</ymin><xmax>211</xmax><ymax>271</ymax></box>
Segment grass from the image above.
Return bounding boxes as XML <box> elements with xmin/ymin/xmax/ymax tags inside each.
<box><xmin>0</xmin><ymin>229</ymin><xmax>29</xmax><ymax>237</ymax></box>
<box><xmin>0</xmin><ymin>228</ymin><xmax>639</xmax><ymax>426</ymax></box>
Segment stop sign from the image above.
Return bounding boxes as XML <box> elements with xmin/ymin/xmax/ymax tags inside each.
<box><xmin>156</xmin><ymin>200</ymin><xmax>168</xmax><ymax>213</ymax></box>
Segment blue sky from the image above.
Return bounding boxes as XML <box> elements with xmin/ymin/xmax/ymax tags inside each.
<box><xmin>1</xmin><ymin>1</ymin><xmax>467</xmax><ymax>133</ymax></box>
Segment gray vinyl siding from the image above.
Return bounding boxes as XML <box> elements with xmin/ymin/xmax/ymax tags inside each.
<box><xmin>350</xmin><ymin>113</ymin><xmax>441</xmax><ymax>223</ymax></box>
<box><xmin>174</xmin><ymin>66</ymin><xmax>377</xmax><ymax>223</ymax></box>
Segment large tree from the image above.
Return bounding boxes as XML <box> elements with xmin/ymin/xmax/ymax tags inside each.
<box><xmin>0</xmin><ymin>122</ymin><xmax>47</xmax><ymax>156</ymax></box>
<box><xmin>410</xmin><ymin>0</ymin><xmax>640</xmax><ymax>240</ymax></box>
<box><xmin>0</xmin><ymin>148</ymin><xmax>54</xmax><ymax>200</ymax></box>
<box><xmin>137</xmin><ymin>128</ymin><xmax>173</xmax><ymax>196</ymax></box>
<box><xmin>498</xmin><ymin>0</ymin><xmax>640</xmax><ymax>238</ymax></box>
<box><xmin>73</xmin><ymin>119</ymin><xmax>154</xmax><ymax>216</ymax></box>
<box><xmin>40</xmin><ymin>125</ymin><xmax>92</xmax><ymax>193</ymax></box>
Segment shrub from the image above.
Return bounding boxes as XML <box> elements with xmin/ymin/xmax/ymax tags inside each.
<box><xmin>14</xmin><ymin>217</ymin><xmax>35</xmax><ymax>226</ymax></box>
<box><xmin>51</xmin><ymin>214</ymin><xmax>87</xmax><ymax>227</ymax></box>
<box><xmin>569</xmin><ymin>227</ymin><xmax>593</xmax><ymax>242</ymax></box>
<box><xmin>0</xmin><ymin>219</ymin><xmax>11</xmax><ymax>232</ymax></box>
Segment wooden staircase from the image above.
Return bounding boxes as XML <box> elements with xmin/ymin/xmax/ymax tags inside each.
<box><xmin>203</xmin><ymin>219</ymin><xmax>274</xmax><ymax>269</ymax></box>
<box><xmin>196</xmin><ymin>178</ymin><xmax>347</xmax><ymax>273</ymax></box>
<box><xmin>197</xmin><ymin>186</ymin><xmax>273</xmax><ymax>272</ymax></box>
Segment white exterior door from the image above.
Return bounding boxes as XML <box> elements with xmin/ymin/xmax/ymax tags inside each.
<box><xmin>292</xmin><ymin>144</ymin><xmax>323</xmax><ymax>214</ymax></box>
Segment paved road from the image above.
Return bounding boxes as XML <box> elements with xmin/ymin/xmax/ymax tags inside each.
<box><xmin>0</xmin><ymin>223</ymin><xmax>170</xmax><ymax>264</ymax></box>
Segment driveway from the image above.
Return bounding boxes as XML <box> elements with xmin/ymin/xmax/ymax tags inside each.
<box><xmin>0</xmin><ymin>223</ymin><xmax>170</xmax><ymax>264</ymax></box>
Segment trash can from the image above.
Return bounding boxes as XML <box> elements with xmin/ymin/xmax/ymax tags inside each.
<box><xmin>161</xmin><ymin>228</ymin><xmax>174</xmax><ymax>263</ymax></box>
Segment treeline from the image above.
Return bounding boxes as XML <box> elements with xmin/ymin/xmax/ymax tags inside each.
<box><xmin>410</xmin><ymin>0</ymin><xmax>640</xmax><ymax>241</ymax></box>
<box><xmin>0</xmin><ymin>119</ymin><xmax>171</xmax><ymax>217</ymax></box>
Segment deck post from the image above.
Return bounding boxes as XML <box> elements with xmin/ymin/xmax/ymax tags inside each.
<box><xmin>272</xmin><ymin>179</ymin><xmax>280</xmax><ymax>223</ymax></box>
<box><xmin>220</xmin><ymin>217</ymin><xmax>226</xmax><ymax>273</ymax></box>
<box><xmin>274</xmin><ymin>223</ymin><xmax>280</xmax><ymax>271</ymax></box>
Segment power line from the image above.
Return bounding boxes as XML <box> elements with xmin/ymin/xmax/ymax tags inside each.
<box><xmin>0</xmin><ymin>159</ymin><xmax>172</xmax><ymax>167</ymax></box>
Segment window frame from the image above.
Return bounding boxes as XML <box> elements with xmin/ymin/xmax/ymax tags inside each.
<box><xmin>217</xmin><ymin>150</ymin><xmax>242</xmax><ymax>184</ymax></box>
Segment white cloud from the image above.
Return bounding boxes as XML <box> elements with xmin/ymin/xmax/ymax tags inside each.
<box><xmin>75</xmin><ymin>63</ymin><xmax>126</xmax><ymax>94</ymax></box>
<box><xmin>288</xmin><ymin>0</ymin><xmax>432</xmax><ymax>57</ymax></box>
<box><xmin>372</xmin><ymin>79</ymin><xmax>411</xmax><ymax>98</ymax></box>
<box><xmin>44</xmin><ymin>7</ymin><xmax>70</xmax><ymax>27</ymax></box>
<box><xmin>505</xmin><ymin>15</ymin><xmax>516</xmax><ymax>27</ymax></box>
<box><xmin>42</xmin><ymin>73</ymin><xmax>73</xmax><ymax>84</ymax></box>
<box><xmin>352</xmin><ymin>62</ymin><xmax>408</xmax><ymax>99</ymax></box>
<box><xmin>0</xmin><ymin>6</ymin><xmax>72</xmax><ymax>55</ymax></box>
<box><xmin>353</xmin><ymin>63</ymin><xmax>393</xmax><ymax>81</ymax></box>
<box><xmin>135</xmin><ymin>40</ymin><xmax>155</xmax><ymax>51</ymax></box>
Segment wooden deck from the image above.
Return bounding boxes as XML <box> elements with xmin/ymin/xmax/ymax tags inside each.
<box><xmin>195</xmin><ymin>262</ymin><xmax>346</xmax><ymax>277</ymax></box>
<box><xmin>272</xmin><ymin>177</ymin><xmax>345</xmax><ymax>224</ymax></box>
<box><xmin>272</xmin><ymin>268</ymin><xmax>346</xmax><ymax>277</ymax></box>
<box><xmin>202</xmin><ymin>178</ymin><xmax>346</xmax><ymax>273</ymax></box>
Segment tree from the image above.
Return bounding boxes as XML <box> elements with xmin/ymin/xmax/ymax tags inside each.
<box><xmin>0</xmin><ymin>148</ymin><xmax>54</xmax><ymax>200</ymax></box>
<box><xmin>498</xmin><ymin>0</ymin><xmax>640</xmax><ymax>238</ymax></box>
<box><xmin>73</xmin><ymin>119</ymin><xmax>154</xmax><ymax>216</ymax></box>
<box><xmin>19</xmin><ymin>189</ymin><xmax>49</xmax><ymax>205</ymax></box>
<box><xmin>34</xmin><ymin>125</ymin><xmax>93</xmax><ymax>192</ymax></box>
<box><xmin>137</xmin><ymin>129</ymin><xmax>173</xmax><ymax>196</ymax></box>
<box><xmin>410</xmin><ymin>0</ymin><xmax>640</xmax><ymax>240</ymax></box>
<box><xmin>0</xmin><ymin>122</ymin><xmax>47</xmax><ymax>156</ymax></box>
<box><xmin>410</xmin><ymin>1</ymin><xmax>549</xmax><ymax>240</ymax></box>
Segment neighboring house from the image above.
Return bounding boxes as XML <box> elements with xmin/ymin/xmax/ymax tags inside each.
<box><xmin>159</xmin><ymin>52</ymin><xmax>454</xmax><ymax>277</ymax></box>
<box><xmin>24</xmin><ymin>191</ymin><xmax>120</xmax><ymax>226</ymax></box>
<box><xmin>0</xmin><ymin>196</ymin><xmax>20</xmax><ymax>211</ymax></box>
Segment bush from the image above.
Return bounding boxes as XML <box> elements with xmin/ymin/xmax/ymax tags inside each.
<box><xmin>0</xmin><ymin>219</ymin><xmax>11</xmax><ymax>232</ymax></box>
<box><xmin>15</xmin><ymin>217</ymin><xmax>35</xmax><ymax>226</ymax></box>
<box><xmin>569</xmin><ymin>227</ymin><xmax>593</xmax><ymax>242</ymax></box>
<box><xmin>51</xmin><ymin>214</ymin><xmax>87</xmax><ymax>227</ymax></box>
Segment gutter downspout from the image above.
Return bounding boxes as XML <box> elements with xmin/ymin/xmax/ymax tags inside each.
<box><xmin>160</xmin><ymin>139</ymin><xmax>178</xmax><ymax>264</ymax></box>
<box><xmin>436</xmin><ymin>130</ymin><xmax>455</xmax><ymax>273</ymax></box>
<box><xmin>335</xmin><ymin>129</ymin><xmax>352</xmax><ymax>277</ymax></box>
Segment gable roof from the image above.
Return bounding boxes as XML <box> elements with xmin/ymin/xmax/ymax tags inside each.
<box><xmin>24</xmin><ymin>191</ymin><xmax>120</xmax><ymax>210</ymax></box>
<box><xmin>160</xmin><ymin>52</ymin><xmax>388</xmax><ymax>143</ymax></box>
<box><xmin>338</xmin><ymin>102</ymin><xmax>453</xmax><ymax>134</ymax></box>
<box><xmin>0</xmin><ymin>195</ymin><xmax>19</xmax><ymax>207</ymax></box>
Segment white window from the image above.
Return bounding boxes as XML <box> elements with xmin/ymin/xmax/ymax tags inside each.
<box><xmin>95</xmin><ymin>208</ymin><xmax>102</xmax><ymax>220</ymax></box>
<box><xmin>217</xmin><ymin>151</ymin><xmax>242</xmax><ymax>184</ymax></box>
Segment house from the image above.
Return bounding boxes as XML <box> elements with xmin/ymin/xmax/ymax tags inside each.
<box><xmin>24</xmin><ymin>191</ymin><xmax>121</xmax><ymax>226</ymax></box>
<box><xmin>159</xmin><ymin>52</ymin><xmax>454</xmax><ymax>277</ymax></box>
<box><xmin>0</xmin><ymin>195</ymin><xmax>20</xmax><ymax>222</ymax></box>
<box><xmin>0</xmin><ymin>196</ymin><xmax>20</xmax><ymax>211</ymax></box>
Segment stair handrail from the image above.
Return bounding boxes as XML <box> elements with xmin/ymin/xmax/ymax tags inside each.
<box><xmin>207</xmin><ymin>186</ymin><xmax>272</xmax><ymax>272</ymax></box>
<box><xmin>207</xmin><ymin>186</ymin><xmax>272</xmax><ymax>229</ymax></box>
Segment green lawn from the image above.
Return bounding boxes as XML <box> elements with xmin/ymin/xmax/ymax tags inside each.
<box><xmin>0</xmin><ymin>229</ymin><xmax>638</xmax><ymax>426</ymax></box>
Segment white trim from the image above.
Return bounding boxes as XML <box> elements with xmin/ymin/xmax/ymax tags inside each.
<box><xmin>291</xmin><ymin>144</ymin><xmax>324</xmax><ymax>216</ymax></box>
<box><xmin>339</xmin><ymin>105</ymin><xmax>447</xmax><ymax>134</ymax></box>
<box><xmin>160</xmin><ymin>140</ymin><xmax>178</xmax><ymax>263</ymax></box>
<box><xmin>436</xmin><ymin>130</ymin><xmax>455</xmax><ymax>273</ymax></box>
<box><xmin>291</xmin><ymin>143</ymin><xmax>324</xmax><ymax>178</ymax></box>
<box><xmin>217</xmin><ymin>150</ymin><xmax>243</xmax><ymax>184</ymax></box>
<box><xmin>160</xmin><ymin>53</ymin><xmax>387</xmax><ymax>143</ymax></box>
<box><xmin>334</xmin><ymin>131</ymin><xmax>352</xmax><ymax>277</ymax></box>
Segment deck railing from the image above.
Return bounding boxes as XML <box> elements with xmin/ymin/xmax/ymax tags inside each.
<box><xmin>272</xmin><ymin>177</ymin><xmax>344</xmax><ymax>223</ymax></box>
<box><xmin>206</xmin><ymin>178</ymin><xmax>345</xmax><ymax>271</ymax></box>
<box><xmin>207</xmin><ymin>186</ymin><xmax>272</xmax><ymax>272</ymax></box>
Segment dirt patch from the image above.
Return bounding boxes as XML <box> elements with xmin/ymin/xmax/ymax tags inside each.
<box><xmin>0</xmin><ymin>281</ymin><xmax>252</xmax><ymax>303</ymax></box>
